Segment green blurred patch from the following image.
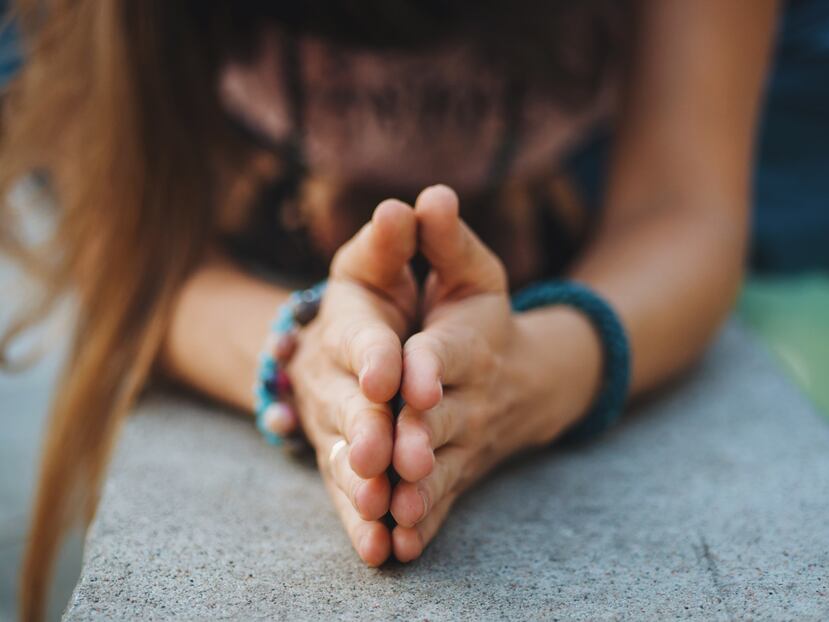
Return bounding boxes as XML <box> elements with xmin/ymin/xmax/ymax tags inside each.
<box><xmin>738</xmin><ymin>273</ymin><xmax>829</xmax><ymax>417</ymax></box>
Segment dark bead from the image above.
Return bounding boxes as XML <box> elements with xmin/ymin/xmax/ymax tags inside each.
<box><xmin>293</xmin><ymin>289</ymin><xmax>322</xmax><ymax>326</ymax></box>
<box><xmin>275</xmin><ymin>370</ymin><xmax>293</xmax><ymax>395</ymax></box>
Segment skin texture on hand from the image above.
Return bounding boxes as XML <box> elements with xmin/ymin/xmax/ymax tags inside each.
<box><xmin>283</xmin><ymin>186</ymin><xmax>598</xmax><ymax>566</ymax></box>
<box><xmin>159</xmin><ymin>0</ymin><xmax>777</xmax><ymax>569</ymax></box>
<box><xmin>283</xmin><ymin>184</ymin><xmax>603</xmax><ymax>566</ymax></box>
<box><xmin>162</xmin><ymin>0</ymin><xmax>776</xmax><ymax>569</ymax></box>
<box><xmin>286</xmin><ymin>199</ymin><xmax>418</xmax><ymax>565</ymax></box>
<box><xmin>387</xmin><ymin>185</ymin><xmax>598</xmax><ymax>561</ymax></box>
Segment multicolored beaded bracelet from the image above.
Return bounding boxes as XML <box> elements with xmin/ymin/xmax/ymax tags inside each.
<box><xmin>253</xmin><ymin>281</ymin><xmax>327</xmax><ymax>445</ymax></box>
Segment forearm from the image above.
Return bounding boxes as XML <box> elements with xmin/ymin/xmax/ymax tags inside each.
<box><xmin>160</xmin><ymin>252</ymin><xmax>290</xmax><ymax>412</ymax></box>
<box><xmin>510</xmin><ymin>0</ymin><xmax>775</xmax><ymax>444</ymax></box>
<box><xmin>572</xmin><ymin>201</ymin><xmax>746</xmax><ymax>394</ymax></box>
<box><xmin>510</xmin><ymin>201</ymin><xmax>746</xmax><ymax>445</ymax></box>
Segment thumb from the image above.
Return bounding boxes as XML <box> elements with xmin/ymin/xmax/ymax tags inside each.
<box><xmin>414</xmin><ymin>185</ymin><xmax>507</xmax><ymax>297</ymax></box>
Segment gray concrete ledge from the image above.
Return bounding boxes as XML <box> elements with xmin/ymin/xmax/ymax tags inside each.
<box><xmin>65</xmin><ymin>322</ymin><xmax>829</xmax><ymax>620</ymax></box>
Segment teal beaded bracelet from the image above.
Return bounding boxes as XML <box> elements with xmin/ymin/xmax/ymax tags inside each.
<box><xmin>253</xmin><ymin>281</ymin><xmax>327</xmax><ymax>445</ymax></box>
<box><xmin>511</xmin><ymin>280</ymin><xmax>631</xmax><ymax>442</ymax></box>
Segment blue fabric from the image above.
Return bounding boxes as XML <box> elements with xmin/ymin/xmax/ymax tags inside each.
<box><xmin>568</xmin><ymin>0</ymin><xmax>829</xmax><ymax>274</ymax></box>
<box><xmin>751</xmin><ymin>0</ymin><xmax>829</xmax><ymax>271</ymax></box>
<box><xmin>0</xmin><ymin>1</ymin><xmax>21</xmax><ymax>88</ymax></box>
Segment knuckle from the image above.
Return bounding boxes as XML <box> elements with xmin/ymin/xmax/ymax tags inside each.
<box><xmin>341</xmin><ymin>319</ymin><xmax>364</xmax><ymax>358</ymax></box>
<box><xmin>418</xmin><ymin>483</ymin><xmax>432</xmax><ymax>513</ymax></box>
<box><xmin>337</xmin><ymin>393</ymin><xmax>358</xmax><ymax>434</ymax></box>
<box><xmin>407</xmin><ymin>331</ymin><xmax>447</xmax><ymax>370</ymax></box>
<box><xmin>442</xmin><ymin>459</ymin><xmax>462</xmax><ymax>498</ymax></box>
<box><xmin>396</xmin><ymin>405</ymin><xmax>419</xmax><ymax>434</ymax></box>
<box><xmin>347</xmin><ymin>473</ymin><xmax>361</xmax><ymax>504</ymax></box>
<box><xmin>345</xmin><ymin>392</ymin><xmax>364</xmax><ymax>424</ymax></box>
<box><xmin>320</xmin><ymin>316</ymin><xmax>345</xmax><ymax>355</ymax></box>
<box><xmin>441</xmin><ymin>448</ymin><xmax>476</xmax><ymax>497</ymax></box>
<box><xmin>432</xmin><ymin>457</ymin><xmax>454</xmax><ymax>501</ymax></box>
<box><xmin>342</xmin><ymin>320</ymin><xmax>394</xmax><ymax>366</ymax></box>
<box><xmin>457</xmin><ymin>396</ymin><xmax>488</xmax><ymax>442</ymax></box>
<box><xmin>372</xmin><ymin>402</ymin><xmax>394</xmax><ymax>425</ymax></box>
<box><xmin>362</xmin><ymin>324</ymin><xmax>394</xmax><ymax>353</ymax></box>
<box><xmin>429</xmin><ymin>408</ymin><xmax>451</xmax><ymax>446</ymax></box>
<box><xmin>334</xmin><ymin>400</ymin><xmax>347</xmax><ymax>435</ymax></box>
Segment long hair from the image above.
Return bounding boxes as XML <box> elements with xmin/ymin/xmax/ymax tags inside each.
<box><xmin>0</xmin><ymin>1</ymin><xmax>623</xmax><ymax>618</ymax></box>
<box><xmin>0</xmin><ymin>2</ymin><xmax>248</xmax><ymax>618</ymax></box>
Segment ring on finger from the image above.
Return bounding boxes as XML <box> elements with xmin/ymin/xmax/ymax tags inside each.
<box><xmin>329</xmin><ymin>438</ymin><xmax>348</xmax><ymax>464</ymax></box>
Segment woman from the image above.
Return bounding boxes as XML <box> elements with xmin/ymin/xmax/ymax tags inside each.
<box><xmin>0</xmin><ymin>1</ymin><xmax>789</xmax><ymax>619</ymax></box>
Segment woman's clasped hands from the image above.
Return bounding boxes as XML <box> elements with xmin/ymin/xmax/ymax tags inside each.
<box><xmin>284</xmin><ymin>184</ymin><xmax>596</xmax><ymax>565</ymax></box>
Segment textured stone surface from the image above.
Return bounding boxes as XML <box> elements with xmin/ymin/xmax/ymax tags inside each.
<box><xmin>65</xmin><ymin>322</ymin><xmax>829</xmax><ymax>620</ymax></box>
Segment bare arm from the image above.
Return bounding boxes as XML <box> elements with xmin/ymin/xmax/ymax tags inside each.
<box><xmin>384</xmin><ymin>4</ymin><xmax>781</xmax><ymax>556</ymax></box>
<box><xmin>516</xmin><ymin>0</ymin><xmax>780</xmax><ymax>439</ymax></box>
<box><xmin>160</xmin><ymin>252</ymin><xmax>290</xmax><ymax>411</ymax></box>
<box><xmin>573</xmin><ymin>0</ymin><xmax>779</xmax><ymax>391</ymax></box>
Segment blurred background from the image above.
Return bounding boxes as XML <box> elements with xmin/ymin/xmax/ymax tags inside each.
<box><xmin>1</xmin><ymin>1</ymin><xmax>828</xmax><ymax>620</ymax></box>
<box><xmin>0</xmin><ymin>181</ymin><xmax>82</xmax><ymax>621</ymax></box>
<box><xmin>1</xmin><ymin>6</ymin><xmax>80</xmax><ymax>615</ymax></box>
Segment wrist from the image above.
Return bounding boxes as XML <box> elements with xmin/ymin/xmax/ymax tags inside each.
<box><xmin>161</xmin><ymin>260</ymin><xmax>290</xmax><ymax>412</ymax></box>
<box><xmin>508</xmin><ymin>307</ymin><xmax>603</xmax><ymax>448</ymax></box>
